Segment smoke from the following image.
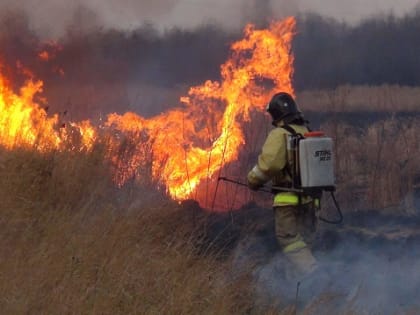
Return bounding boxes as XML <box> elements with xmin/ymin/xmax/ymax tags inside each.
<box><xmin>1</xmin><ymin>2</ymin><xmax>419</xmax><ymax>312</ymax></box>
<box><xmin>297</xmin><ymin>0</ymin><xmax>420</xmax><ymax>24</ymax></box>
<box><xmin>0</xmin><ymin>0</ymin><xmax>418</xmax><ymax>39</ymax></box>
<box><xmin>2</xmin><ymin>4</ymin><xmax>420</xmax><ymax>123</ymax></box>
<box><xmin>2</xmin><ymin>2</ymin><xmax>420</xmax><ymax>120</ymax></box>
<box><xmin>231</xmin><ymin>211</ymin><xmax>420</xmax><ymax>313</ymax></box>
<box><xmin>0</xmin><ymin>0</ymin><xmax>295</xmax><ymax>38</ymax></box>
<box><xmin>0</xmin><ymin>0</ymin><xmax>176</xmax><ymax>38</ymax></box>
<box><xmin>0</xmin><ymin>4</ymin><xmax>236</xmax><ymax>120</ymax></box>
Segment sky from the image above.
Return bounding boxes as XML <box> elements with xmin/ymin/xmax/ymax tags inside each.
<box><xmin>2</xmin><ymin>0</ymin><xmax>420</xmax><ymax>37</ymax></box>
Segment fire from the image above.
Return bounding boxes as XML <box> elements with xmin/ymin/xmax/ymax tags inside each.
<box><xmin>38</xmin><ymin>51</ymin><xmax>50</xmax><ymax>61</ymax></box>
<box><xmin>0</xmin><ymin>17</ymin><xmax>296</xmax><ymax>201</ymax></box>
<box><xmin>38</xmin><ymin>41</ymin><xmax>63</xmax><ymax>62</ymax></box>
<box><xmin>0</xmin><ymin>74</ymin><xmax>60</xmax><ymax>150</ymax></box>
<box><xmin>0</xmin><ymin>68</ymin><xmax>95</xmax><ymax>151</ymax></box>
<box><xmin>107</xmin><ymin>17</ymin><xmax>296</xmax><ymax>198</ymax></box>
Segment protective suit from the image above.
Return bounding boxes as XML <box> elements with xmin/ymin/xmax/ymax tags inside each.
<box><xmin>247</xmin><ymin>92</ymin><xmax>319</xmax><ymax>281</ymax></box>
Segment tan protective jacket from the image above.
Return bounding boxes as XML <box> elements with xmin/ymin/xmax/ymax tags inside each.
<box><xmin>247</xmin><ymin>122</ymin><xmax>312</xmax><ymax>206</ymax></box>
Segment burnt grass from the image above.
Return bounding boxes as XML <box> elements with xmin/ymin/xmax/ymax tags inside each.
<box><xmin>182</xmin><ymin>199</ymin><xmax>420</xmax><ymax>262</ymax></box>
<box><xmin>182</xmin><ymin>200</ymin><xmax>420</xmax><ymax>312</ymax></box>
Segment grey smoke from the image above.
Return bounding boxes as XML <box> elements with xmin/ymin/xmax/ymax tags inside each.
<box><xmin>233</xmin><ymin>219</ymin><xmax>420</xmax><ymax>314</ymax></box>
<box><xmin>296</xmin><ymin>0</ymin><xmax>420</xmax><ymax>24</ymax></box>
<box><xmin>0</xmin><ymin>0</ymin><xmax>291</xmax><ymax>38</ymax></box>
<box><xmin>2</xmin><ymin>0</ymin><xmax>419</xmax><ymax>38</ymax></box>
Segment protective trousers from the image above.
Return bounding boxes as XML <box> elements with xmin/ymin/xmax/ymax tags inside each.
<box><xmin>274</xmin><ymin>203</ymin><xmax>318</xmax><ymax>280</ymax></box>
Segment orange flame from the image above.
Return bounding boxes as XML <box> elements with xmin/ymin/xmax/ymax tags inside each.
<box><xmin>0</xmin><ymin>17</ymin><xmax>296</xmax><ymax>201</ymax></box>
<box><xmin>0</xmin><ymin>68</ymin><xmax>95</xmax><ymax>151</ymax></box>
<box><xmin>0</xmin><ymin>74</ymin><xmax>61</xmax><ymax>150</ymax></box>
<box><xmin>38</xmin><ymin>41</ymin><xmax>63</xmax><ymax>62</ymax></box>
<box><xmin>107</xmin><ymin>17</ymin><xmax>296</xmax><ymax>198</ymax></box>
<box><xmin>38</xmin><ymin>51</ymin><xmax>50</xmax><ymax>61</ymax></box>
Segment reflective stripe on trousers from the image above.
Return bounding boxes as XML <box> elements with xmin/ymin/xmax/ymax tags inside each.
<box><xmin>283</xmin><ymin>240</ymin><xmax>307</xmax><ymax>253</ymax></box>
<box><xmin>273</xmin><ymin>192</ymin><xmax>299</xmax><ymax>206</ymax></box>
<box><xmin>273</xmin><ymin>192</ymin><xmax>320</xmax><ymax>208</ymax></box>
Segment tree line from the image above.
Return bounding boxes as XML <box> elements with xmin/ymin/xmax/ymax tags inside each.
<box><xmin>2</xmin><ymin>8</ymin><xmax>420</xmax><ymax>93</ymax></box>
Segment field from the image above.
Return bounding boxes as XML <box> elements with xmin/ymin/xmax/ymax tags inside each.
<box><xmin>1</xmin><ymin>85</ymin><xmax>419</xmax><ymax>314</ymax></box>
<box><xmin>0</xmin><ymin>147</ymin><xmax>255</xmax><ymax>314</ymax></box>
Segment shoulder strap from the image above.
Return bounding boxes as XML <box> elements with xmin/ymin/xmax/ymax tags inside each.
<box><xmin>279</xmin><ymin>124</ymin><xmax>302</xmax><ymax>191</ymax></box>
<box><xmin>280</xmin><ymin>124</ymin><xmax>297</xmax><ymax>135</ymax></box>
<box><xmin>281</xmin><ymin>124</ymin><xmax>306</xmax><ymax>140</ymax></box>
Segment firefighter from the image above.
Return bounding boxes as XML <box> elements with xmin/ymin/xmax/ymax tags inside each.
<box><xmin>247</xmin><ymin>92</ymin><xmax>319</xmax><ymax>281</ymax></box>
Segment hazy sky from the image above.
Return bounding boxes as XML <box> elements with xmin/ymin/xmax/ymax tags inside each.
<box><xmin>3</xmin><ymin>0</ymin><xmax>420</xmax><ymax>37</ymax></box>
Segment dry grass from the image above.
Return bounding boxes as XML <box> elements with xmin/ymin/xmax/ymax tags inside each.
<box><xmin>298</xmin><ymin>84</ymin><xmax>420</xmax><ymax>112</ymax></box>
<box><xmin>0</xmin><ymin>146</ymin><xmax>256</xmax><ymax>314</ymax></box>
<box><xmin>2</xmin><ymin>84</ymin><xmax>419</xmax><ymax>314</ymax></box>
<box><xmin>321</xmin><ymin>112</ymin><xmax>420</xmax><ymax>213</ymax></box>
<box><xmin>298</xmin><ymin>85</ymin><xmax>420</xmax><ymax>213</ymax></box>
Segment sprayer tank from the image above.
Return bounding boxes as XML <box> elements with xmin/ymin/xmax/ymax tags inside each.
<box><xmin>299</xmin><ymin>136</ymin><xmax>335</xmax><ymax>188</ymax></box>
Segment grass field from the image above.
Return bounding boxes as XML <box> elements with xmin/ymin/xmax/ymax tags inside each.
<box><xmin>0</xmin><ymin>147</ymin><xmax>257</xmax><ymax>314</ymax></box>
<box><xmin>1</xmin><ymin>85</ymin><xmax>419</xmax><ymax>314</ymax></box>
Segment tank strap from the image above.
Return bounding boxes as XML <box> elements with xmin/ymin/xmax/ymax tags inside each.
<box><xmin>280</xmin><ymin>124</ymin><xmax>304</xmax><ymax>191</ymax></box>
<box><xmin>280</xmin><ymin>125</ymin><xmax>296</xmax><ymax>180</ymax></box>
<box><xmin>280</xmin><ymin>124</ymin><xmax>297</xmax><ymax>135</ymax></box>
<box><xmin>280</xmin><ymin>124</ymin><xmax>306</xmax><ymax>139</ymax></box>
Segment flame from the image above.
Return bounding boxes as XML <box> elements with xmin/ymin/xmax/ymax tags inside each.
<box><xmin>0</xmin><ymin>68</ymin><xmax>95</xmax><ymax>151</ymax></box>
<box><xmin>107</xmin><ymin>17</ymin><xmax>296</xmax><ymax>198</ymax></box>
<box><xmin>38</xmin><ymin>41</ymin><xmax>63</xmax><ymax>62</ymax></box>
<box><xmin>0</xmin><ymin>17</ymin><xmax>296</xmax><ymax>201</ymax></box>
<box><xmin>0</xmin><ymin>74</ymin><xmax>60</xmax><ymax>150</ymax></box>
<box><xmin>38</xmin><ymin>51</ymin><xmax>50</xmax><ymax>61</ymax></box>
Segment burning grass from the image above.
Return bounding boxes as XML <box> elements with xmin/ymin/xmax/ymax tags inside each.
<box><xmin>0</xmin><ymin>17</ymin><xmax>297</xmax><ymax>203</ymax></box>
<box><xmin>1</xmin><ymin>122</ymin><xmax>419</xmax><ymax>314</ymax></box>
<box><xmin>0</xmin><ymin>11</ymin><xmax>419</xmax><ymax>312</ymax></box>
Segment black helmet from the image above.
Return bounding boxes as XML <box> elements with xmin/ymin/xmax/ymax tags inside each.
<box><xmin>266</xmin><ymin>92</ymin><xmax>305</xmax><ymax>125</ymax></box>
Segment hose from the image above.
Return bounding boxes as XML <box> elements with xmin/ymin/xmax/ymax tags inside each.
<box><xmin>217</xmin><ymin>176</ymin><xmax>272</xmax><ymax>193</ymax></box>
<box><xmin>218</xmin><ymin>177</ymin><xmax>344</xmax><ymax>224</ymax></box>
<box><xmin>318</xmin><ymin>191</ymin><xmax>343</xmax><ymax>224</ymax></box>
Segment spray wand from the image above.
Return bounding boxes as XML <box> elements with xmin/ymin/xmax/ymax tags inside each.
<box><xmin>218</xmin><ymin>177</ymin><xmax>271</xmax><ymax>193</ymax></box>
<box><xmin>218</xmin><ymin>176</ymin><xmax>343</xmax><ymax>224</ymax></box>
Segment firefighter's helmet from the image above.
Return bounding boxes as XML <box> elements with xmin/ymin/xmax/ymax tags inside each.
<box><xmin>266</xmin><ymin>92</ymin><xmax>301</xmax><ymax>123</ymax></box>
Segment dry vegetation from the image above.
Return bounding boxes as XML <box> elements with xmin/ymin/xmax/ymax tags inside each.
<box><xmin>303</xmin><ymin>86</ymin><xmax>420</xmax><ymax>214</ymax></box>
<box><xmin>321</xmin><ymin>115</ymin><xmax>420</xmax><ymax>212</ymax></box>
<box><xmin>298</xmin><ymin>84</ymin><xmax>420</xmax><ymax>112</ymax></box>
<box><xmin>0</xmin><ymin>146</ymin><xmax>257</xmax><ymax>314</ymax></box>
<box><xmin>1</xmin><ymin>85</ymin><xmax>419</xmax><ymax>314</ymax></box>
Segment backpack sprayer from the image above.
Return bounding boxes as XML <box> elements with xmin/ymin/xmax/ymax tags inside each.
<box><xmin>219</xmin><ymin>127</ymin><xmax>343</xmax><ymax>224</ymax></box>
<box><xmin>289</xmin><ymin>128</ymin><xmax>342</xmax><ymax>224</ymax></box>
